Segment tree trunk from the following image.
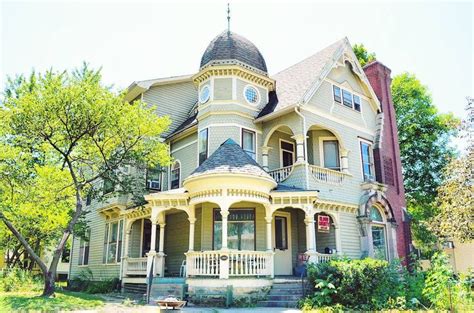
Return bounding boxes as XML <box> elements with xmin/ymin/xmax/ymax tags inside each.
<box><xmin>43</xmin><ymin>271</ymin><xmax>55</xmax><ymax>297</ymax></box>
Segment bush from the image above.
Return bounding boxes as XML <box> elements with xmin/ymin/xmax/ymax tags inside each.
<box><xmin>0</xmin><ymin>267</ymin><xmax>43</xmax><ymax>292</ymax></box>
<box><xmin>70</xmin><ymin>269</ymin><xmax>120</xmax><ymax>294</ymax></box>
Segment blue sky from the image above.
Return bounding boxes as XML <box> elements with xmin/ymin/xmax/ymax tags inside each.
<box><xmin>1</xmin><ymin>1</ymin><xmax>472</xmax><ymax>121</ymax></box>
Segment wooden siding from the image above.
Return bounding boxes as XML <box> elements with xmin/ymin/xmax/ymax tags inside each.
<box><xmin>164</xmin><ymin>212</ymin><xmax>189</xmax><ymax>275</ymax></box>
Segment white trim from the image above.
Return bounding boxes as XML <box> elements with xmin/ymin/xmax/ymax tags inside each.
<box><xmin>279</xmin><ymin>139</ymin><xmax>295</xmax><ymax>168</ymax></box>
<box><xmin>358</xmin><ymin>138</ymin><xmax>374</xmax><ymax>181</ymax></box>
<box><xmin>325</xmin><ymin>78</ymin><xmax>371</xmax><ymax>102</ymax></box>
<box><xmin>199</xmin><ymin>100</ymin><xmax>261</xmax><ymax>112</ymax></box>
<box><xmin>139</xmin><ymin>219</ymin><xmax>144</xmax><ymax>257</ymax></box>
<box><xmin>273</xmin><ymin>211</ymin><xmax>292</xmax><ymax>275</ymax></box>
<box><xmin>301</xmin><ymin>106</ymin><xmax>375</xmax><ymax>136</ymax></box>
<box><xmin>210</xmin><ymin>78</ymin><xmax>214</xmax><ymax>101</ymax></box>
<box><xmin>241</xmin><ymin>127</ymin><xmax>257</xmax><ymax>160</ymax></box>
<box><xmin>199</xmin><ymin>85</ymin><xmax>211</xmax><ymax>104</ymax></box>
<box><xmin>171</xmin><ymin>140</ymin><xmax>198</xmax><ymax>154</ymax></box>
<box><xmin>243</xmin><ymin>84</ymin><xmax>261</xmax><ymax>106</ymax></box>
<box><xmin>318</xmin><ymin>136</ymin><xmax>340</xmax><ymax>170</ymax></box>
<box><xmin>103</xmin><ymin>219</ymin><xmax>124</xmax><ymax>264</ymax></box>
<box><xmin>205</xmin><ymin>123</ymin><xmax>262</xmax><ymax>134</ymax></box>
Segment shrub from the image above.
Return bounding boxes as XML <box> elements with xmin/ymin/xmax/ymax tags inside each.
<box><xmin>70</xmin><ymin>268</ymin><xmax>120</xmax><ymax>294</ymax></box>
<box><xmin>0</xmin><ymin>267</ymin><xmax>43</xmax><ymax>292</ymax></box>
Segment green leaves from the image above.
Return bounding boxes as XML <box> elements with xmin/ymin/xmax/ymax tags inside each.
<box><xmin>353</xmin><ymin>44</ymin><xmax>376</xmax><ymax>67</ymax></box>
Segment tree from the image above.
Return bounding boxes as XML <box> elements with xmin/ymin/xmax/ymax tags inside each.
<box><xmin>354</xmin><ymin>44</ymin><xmax>460</xmax><ymax>254</ymax></box>
<box><xmin>391</xmin><ymin>73</ymin><xmax>459</xmax><ymax>254</ymax></box>
<box><xmin>0</xmin><ymin>64</ymin><xmax>171</xmax><ymax>296</ymax></box>
<box><xmin>353</xmin><ymin>43</ymin><xmax>376</xmax><ymax>66</ymax></box>
<box><xmin>430</xmin><ymin>98</ymin><xmax>474</xmax><ymax>242</ymax></box>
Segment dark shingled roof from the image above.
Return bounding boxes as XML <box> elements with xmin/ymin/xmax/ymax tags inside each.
<box><xmin>200</xmin><ymin>31</ymin><xmax>267</xmax><ymax>73</ymax></box>
<box><xmin>188</xmin><ymin>138</ymin><xmax>272</xmax><ymax>180</ymax></box>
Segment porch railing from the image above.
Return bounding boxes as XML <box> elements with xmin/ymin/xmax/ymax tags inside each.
<box><xmin>185</xmin><ymin>250</ymin><xmax>273</xmax><ymax>278</ymax></box>
<box><xmin>268</xmin><ymin>165</ymin><xmax>293</xmax><ymax>183</ymax></box>
<box><xmin>125</xmin><ymin>257</ymin><xmax>147</xmax><ymax>276</ymax></box>
<box><xmin>314</xmin><ymin>252</ymin><xmax>334</xmax><ymax>263</ymax></box>
<box><xmin>309</xmin><ymin>165</ymin><xmax>348</xmax><ymax>185</ymax></box>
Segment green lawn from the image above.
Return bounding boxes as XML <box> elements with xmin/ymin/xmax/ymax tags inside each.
<box><xmin>0</xmin><ymin>290</ymin><xmax>105</xmax><ymax>312</ymax></box>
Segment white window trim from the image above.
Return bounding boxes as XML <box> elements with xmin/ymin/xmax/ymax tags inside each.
<box><xmin>196</xmin><ymin>128</ymin><xmax>210</xmax><ymax>167</ymax></box>
<box><xmin>139</xmin><ymin>219</ymin><xmax>144</xmax><ymax>257</ymax></box>
<box><xmin>241</xmin><ymin>127</ymin><xmax>257</xmax><ymax>160</ymax></box>
<box><xmin>370</xmin><ymin>206</ymin><xmax>389</xmax><ymax>260</ymax></box>
<box><xmin>318</xmin><ymin>136</ymin><xmax>340</xmax><ymax>170</ymax></box>
<box><xmin>243</xmin><ymin>84</ymin><xmax>261</xmax><ymax>105</ymax></box>
<box><xmin>146</xmin><ymin>168</ymin><xmax>162</xmax><ymax>191</ymax></box>
<box><xmin>279</xmin><ymin>138</ymin><xmax>295</xmax><ymax>168</ymax></box>
<box><xmin>103</xmin><ymin>219</ymin><xmax>124</xmax><ymax>264</ymax></box>
<box><xmin>199</xmin><ymin>85</ymin><xmax>211</xmax><ymax>104</ymax></box>
<box><xmin>78</xmin><ymin>229</ymin><xmax>91</xmax><ymax>267</ymax></box>
<box><xmin>331</xmin><ymin>83</ymin><xmax>362</xmax><ymax>114</ymax></box>
<box><xmin>358</xmin><ymin>138</ymin><xmax>374</xmax><ymax>181</ymax></box>
<box><xmin>170</xmin><ymin>160</ymin><xmax>182</xmax><ymax>189</ymax></box>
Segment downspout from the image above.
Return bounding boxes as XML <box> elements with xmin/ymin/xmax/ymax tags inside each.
<box><xmin>294</xmin><ymin>106</ymin><xmax>309</xmax><ymax>190</ymax></box>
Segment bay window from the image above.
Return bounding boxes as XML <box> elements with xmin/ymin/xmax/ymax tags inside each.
<box><xmin>213</xmin><ymin>209</ymin><xmax>255</xmax><ymax>250</ymax></box>
<box><xmin>242</xmin><ymin>129</ymin><xmax>256</xmax><ymax>159</ymax></box>
<box><xmin>102</xmin><ymin>220</ymin><xmax>123</xmax><ymax>264</ymax></box>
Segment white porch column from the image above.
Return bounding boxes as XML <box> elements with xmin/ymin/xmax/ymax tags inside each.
<box><xmin>335</xmin><ymin>225</ymin><xmax>342</xmax><ymax>255</ymax></box>
<box><xmin>188</xmin><ymin>217</ymin><xmax>197</xmax><ymax>251</ymax></box>
<box><xmin>121</xmin><ymin>221</ymin><xmax>132</xmax><ymax>279</ymax></box>
<box><xmin>305</xmin><ymin>214</ymin><xmax>318</xmax><ymax>262</ymax></box>
<box><xmin>158</xmin><ymin>223</ymin><xmax>166</xmax><ymax>253</ymax></box>
<box><xmin>219</xmin><ymin>207</ymin><xmax>230</xmax><ymax>279</ymax></box>
<box><xmin>265</xmin><ymin>216</ymin><xmax>273</xmax><ymax>251</ymax></box>
<box><xmin>150</xmin><ymin>220</ymin><xmax>157</xmax><ymax>253</ymax></box>
<box><xmin>262</xmin><ymin>146</ymin><xmax>271</xmax><ymax>171</ymax></box>
<box><xmin>292</xmin><ymin>134</ymin><xmax>307</xmax><ymax>163</ymax></box>
<box><xmin>340</xmin><ymin>148</ymin><xmax>350</xmax><ymax>173</ymax></box>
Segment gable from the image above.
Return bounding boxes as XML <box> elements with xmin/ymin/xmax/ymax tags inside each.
<box><xmin>327</xmin><ymin>61</ymin><xmax>366</xmax><ymax>95</ymax></box>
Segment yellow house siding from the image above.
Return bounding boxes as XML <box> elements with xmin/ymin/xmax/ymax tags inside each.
<box><xmin>339</xmin><ymin>212</ymin><xmax>361</xmax><ymax>258</ymax></box>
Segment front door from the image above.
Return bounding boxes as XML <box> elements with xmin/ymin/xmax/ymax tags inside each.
<box><xmin>273</xmin><ymin>212</ymin><xmax>292</xmax><ymax>275</ymax></box>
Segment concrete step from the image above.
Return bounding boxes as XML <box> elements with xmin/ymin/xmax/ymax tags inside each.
<box><xmin>271</xmin><ymin>284</ymin><xmax>302</xmax><ymax>290</ymax></box>
<box><xmin>256</xmin><ymin>300</ymin><xmax>298</xmax><ymax>308</ymax></box>
<box><xmin>123</xmin><ymin>283</ymin><xmax>147</xmax><ymax>295</ymax></box>
<box><xmin>266</xmin><ymin>294</ymin><xmax>302</xmax><ymax>301</ymax></box>
<box><xmin>268</xmin><ymin>289</ymin><xmax>304</xmax><ymax>295</ymax></box>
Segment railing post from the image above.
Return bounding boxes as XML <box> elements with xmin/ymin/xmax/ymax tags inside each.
<box><xmin>265</xmin><ymin>216</ymin><xmax>273</xmax><ymax>251</ymax></box>
<box><xmin>188</xmin><ymin>217</ymin><xmax>196</xmax><ymax>252</ymax></box>
<box><xmin>292</xmin><ymin>134</ymin><xmax>307</xmax><ymax>163</ymax></box>
<box><xmin>262</xmin><ymin>146</ymin><xmax>271</xmax><ymax>171</ymax></box>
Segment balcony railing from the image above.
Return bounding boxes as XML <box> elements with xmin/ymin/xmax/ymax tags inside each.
<box><xmin>314</xmin><ymin>252</ymin><xmax>335</xmax><ymax>263</ymax></box>
<box><xmin>124</xmin><ymin>257</ymin><xmax>147</xmax><ymax>276</ymax></box>
<box><xmin>268</xmin><ymin>165</ymin><xmax>293</xmax><ymax>183</ymax></box>
<box><xmin>185</xmin><ymin>250</ymin><xmax>273</xmax><ymax>278</ymax></box>
<box><xmin>309</xmin><ymin>165</ymin><xmax>348</xmax><ymax>185</ymax></box>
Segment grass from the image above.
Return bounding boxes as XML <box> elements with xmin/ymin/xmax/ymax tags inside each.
<box><xmin>0</xmin><ymin>290</ymin><xmax>105</xmax><ymax>312</ymax></box>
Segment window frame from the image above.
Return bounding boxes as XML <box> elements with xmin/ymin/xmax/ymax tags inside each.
<box><xmin>102</xmin><ymin>219</ymin><xmax>124</xmax><ymax>264</ymax></box>
<box><xmin>170</xmin><ymin>160</ymin><xmax>181</xmax><ymax>189</ymax></box>
<box><xmin>102</xmin><ymin>177</ymin><xmax>114</xmax><ymax>195</ymax></box>
<box><xmin>199</xmin><ymin>85</ymin><xmax>211</xmax><ymax>104</ymax></box>
<box><xmin>359</xmin><ymin>138</ymin><xmax>374</xmax><ymax>181</ymax></box>
<box><xmin>243</xmin><ymin>85</ymin><xmax>260</xmax><ymax>105</ymax></box>
<box><xmin>198</xmin><ymin>128</ymin><xmax>209</xmax><ymax>166</ymax></box>
<box><xmin>241</xmin><ymin>128</ymin><xmax>256</xmax><ymax>160</ymax></box>
<box><xmin>212</xmin><ymin>208</ymin><xmax>256</xmax><ymax>251</ymax></box>
<box><xmin>78</xmin><ymin>229</ymin><xmax>91</xmax><ymax>266</ymax></box>
<box><xmin>353</xmin><ymin>94</ymin><xmax>361</xmax><ymax>112</ymax></box>
<box><xmin>342</xmin><ymin>89</ymin><xmax>353</xmax><ymax>108</ymax></box>
<box><xmin>146</xmin><ymin>166</ymin><xmax>162</xmax><ymax>191</ymax></box>
<box><xmin>333</xmin><ymin>85</ymin><xmax>342</xmax><ymax>103</ymax></box>
<box><xmin>370</xmin><ymin>206</ymin><xmax>388</xmax><ymax>260</ymax></box>
<box><xmin>318</xmin><ymin>136</ymin><xmax>341</xmax><ymax>171</ymax></box>
<box><xmin>279</xmin><ymin>139</ymin><xmax>295</xmax><ymax>168</ymax></box>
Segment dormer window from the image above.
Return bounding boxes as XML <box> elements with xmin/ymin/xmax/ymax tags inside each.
<box><xmin>333</xmin><ymin>84</ymin><xmax>362</xmax><ymax>113</ymax></box>
<box><xmin>199</xmin><ymin>85</ymin><xmax>210</xmax><ymax>104</ymax></box>
<box><xmin>333</xmin><ymin>85</ymin><xmax>341</xmax><ymax>103</ymax></box>
<box><xmin>342</xmin><ymin>90</ymin><xmax>353</xmax><ymax>108</ymax></box>
<box><xmin>244</xmin><ymin>85</ymin><xmax>259</xmax><ymax>104</ymax></box>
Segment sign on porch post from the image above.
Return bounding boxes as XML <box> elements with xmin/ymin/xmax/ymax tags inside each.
<box><xmin>318</xmin><ymin>215</ymin><xmax>330</xmax><ymax>233</ymax></box>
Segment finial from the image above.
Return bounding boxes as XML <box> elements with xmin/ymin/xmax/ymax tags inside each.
<box><xmin>227</xmin><ymin>3</ymin><xmax>231</xmax><ymax>34</ymax></box>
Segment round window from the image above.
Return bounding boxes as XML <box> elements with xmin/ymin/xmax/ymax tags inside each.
<box><xmin>199</xmin><ymin>85</ymin><xmax>210</xmax><ymax>104</ymax></box>
<box><xmin>244</xmin><ymin>85</ymin><xmax>259</xmax><ymax>104</ymax></box>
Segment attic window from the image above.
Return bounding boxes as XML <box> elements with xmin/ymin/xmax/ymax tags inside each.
<box><xmin>199</xmin><ymin>85</ymin><xmax>210</xmax><ymax>104</ymax></box>
<box><xmin>333</xmin><ymin>84</ymin><xmax>362</xmax><ymax>113</ymax></box>
<box><xmin>353</xmin><ymin>95</ymin><xmax>361</xmax><ymax>112</ymax></box>
<box><xmin>342</xmin><ymin>90</ymin><xmax>353</xmax><ymax>108</ymax></box>
<box><xmin>333</xmin><ymin>86</ymin><xmax>341</xmax><ymax>103</ymax></box>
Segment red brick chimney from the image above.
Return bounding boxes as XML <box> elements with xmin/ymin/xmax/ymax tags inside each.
<box><xmin>364</xmin><ymin>61</ymin><xmax>413</xmax><ymax>262</ymax></box>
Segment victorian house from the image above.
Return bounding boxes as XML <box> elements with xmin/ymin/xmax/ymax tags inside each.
<box><xmin>69</xmin><ymin>29</ymin><xmax>412</xmax><ymax>305</ymax></box>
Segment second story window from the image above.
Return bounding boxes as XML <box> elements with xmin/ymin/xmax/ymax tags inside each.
<box><xmin>198</xmin><ymin>128</ymin><xmax>208</xmax><ymax>166</ymax></box>
<box><xmin>242</xmin><ymin>129</ymin><xmax>256</xmax><ymax>159</ymax></box>
<box><xmin>146</xmin><ymin>167</ymin><xmax>162</xmax><ymax>191</ymax></box>
<box><xmin>360</xmin><ymin>140</ymin><xmax>374</xmax><ymax>181</ymax></box>
<box><xmin>280</xmin><ymin>140</ymin><xmax>295</xmax><ymax>168</ymax></box>
<box><xmin>333</xmin><ymin>85</ymin><xmax>341</xmax><ymax>103</ymax></box>
<box><xmin>342</xmin><ymin>89</ymin><xmax>353</xmax><ymax>108</ymax></box>
<box><xmin>322</xmin><ymin>140</ymin><xmax>340</xmax><ymax>171</ymax></box>
<box><xmin>170</xmin><ymin>161</ymin><xmax>181</xmax><ymax>189</ymax></box>
<box><xmin>353</xmin><ymin>95</ymin><xmax>361</xmax><ymax>112</ymax></box>
<box><xmin>103</xmin><ymin>177</ymin><xmax>114</xmax><ymax>195</ymax></box>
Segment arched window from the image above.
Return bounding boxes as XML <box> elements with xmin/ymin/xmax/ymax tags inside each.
<box><xmin>170</xmin><ymin>161</ymin><xmax>181</xmax><ymax>189</ymax></box>
<box><xmin>370</xmin><ymin>206</ymin><xmax>387</xmax><ymax>260</ymax></box>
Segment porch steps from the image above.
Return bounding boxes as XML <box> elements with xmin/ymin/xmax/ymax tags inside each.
<box><xmin>257</xmin><ymin>278</ymin><xmax>304</xmax><ymax>308</ymax></box>
<box><xmin>123</xmin><ymin>283</ymin><xmax>147</xmax><ymax>295</ymax></box>
<box><xmin>149</xmin><ymin>277</ymin><xmax>187</xmax><ymax>304</ymax></box>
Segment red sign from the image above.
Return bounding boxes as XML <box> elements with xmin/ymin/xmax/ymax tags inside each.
<box><xmin>318</xmin><ymin>215</ymin><xmax>330</xmax><ymax>233</ymax></box>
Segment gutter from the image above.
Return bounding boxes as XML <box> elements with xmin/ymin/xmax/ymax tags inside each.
<box><xmin>294</xmin><ymin>106</ymin><xmax>310</xmax><ymax>190</ymax></box>
<box><xmin>254</xmin><ymin>104</ymin><xmax>298</xmax><ymax>123</ymax></box>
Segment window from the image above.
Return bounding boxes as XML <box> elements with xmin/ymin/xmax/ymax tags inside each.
<box><xmin>360</xmin><ymin>141</ymin><xmax>373</xmax><ymax>181</ymax></box>
<box><xmin>213</xmin><ymin>209</ymin><xmax>255</xmax><ymax>250</ymax></box>
<box><xmin>198</xmin><ymin>128</ymin><xmax>208</xmax><ymax>166</ymax></box>
<box><xmin>244</xmin><ymin>85</ymin><xmax>259</xmax><ymax>104</ymax></box>
<box><xmin>370</xmin><ymin>207</ymin><xmax>387</xmax><ymax>260</ymax></box>
<box><xmin>353</xmin><ymin>95</ymin><xmax>361</xmax><ymax>112</ymax></box>
<box><xmin>78</xmin><ymin>229</ymin><xmax>90</xmax><ymax>266</ymax></box>
<box><xmin>146</xmin><ymin>167</ymin><xmax>162</xmax><ymax>191</ymax></box>
<box><xmin>274</xmin><ymin>216</ymin><xmax>288</xmax><ymax>250</ymax></box>
<box><xmin>280</xmin><ymin>140</ymin><xmax>295</xmax><ymax>167</ymax></box>
<box><xmin>333</xmin><ymin>85</ymin><xmax>341</xmax><ymax>103</ymax></box>
<box><xmin>342</xmin><ymin>89</ymin><xmax>353</xmax><ymax>108</ymax></box>
<box><xmin>242</xmin><ymin>129</ymin><xmax>256</xmax><ymax>159</ymax></box>
<box><xmin>85</xmin><ymin>193</ymin><xmax>92</xmax><ymax>206</ymax></box>
<box><xmin>199</xmin><ymin>85</ymin><xmax>210</xmax><ymax>104</ymax></box>
<box><xmin>170</xmin><ymin>161</ymin><xmax>181</xmax><ymax>189</ymax></box>
<box><xmin>102</xmin><ymin>220</ymin><xmax>123</xmax><ymax>264</ymax></box>
<box><xmin>103</xmin><ymin>177</ymin><xmax>114</xmax><ymax>195</ymax></box>
<box><xmin>322</xmin><ymin>140</ymin><xmax>340</xmax><ymax>171</ymax></box>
